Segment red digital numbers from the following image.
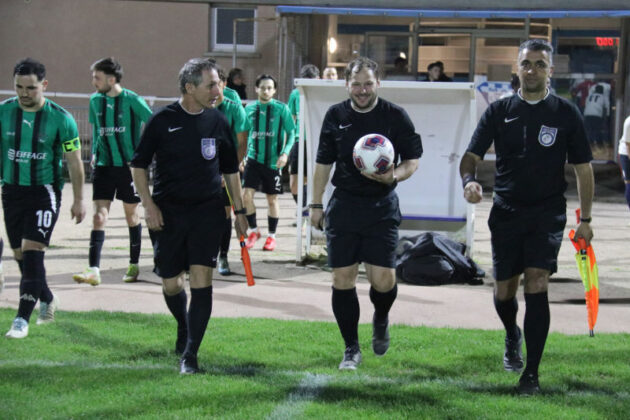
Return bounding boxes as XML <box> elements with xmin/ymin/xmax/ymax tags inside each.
<box><xmin>595</xmin><ymin>37</ymin><xmax>619</xmax><ymax>47</ymax></box>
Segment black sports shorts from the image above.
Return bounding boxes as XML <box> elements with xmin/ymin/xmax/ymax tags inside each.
<box><xmin>243</xmin><ymin>159</ymin><xmax>283</xmax><ymax>195</ymax></box>
<box><xmin>92</xmin><ymin>165</ymin><xmax>141</xmax><ymax>204</ymax></box>
<box><xmin>148</xmin><ymin>199</ymin><xmax>224</xmax><ymax>279</ymax></box>
<box><xmin>2</xmin><ymin>184</ymin><xmax>62</xmax><ymax>248</ymax></box>
<box><xmin>488</xmin><ymin>196</ymin><xmax>567</xmax><ymax>281</ymax></box>
<box><xmin>288</xmin><ymin>141</ymin><xmax>306</xmax><ymax>176</ymax></box>
<box><xmin>325</xmin><ymin>189</ymin><xmax>401</xmax><ymax>268</ymax></box>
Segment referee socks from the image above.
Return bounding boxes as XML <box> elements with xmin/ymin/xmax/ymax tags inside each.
<box><xmin>523</xmin><ymin>291</ymin><xmax>550</xmax><ymax>376</ymax></box>
<box><xmin>494</xmin><ymin>295</ymin><xmax>520</xmax><ymax>341</ymax></box>
<box><xmin>17</xmin><ymin>250</ymin><xmax>46</xmax><ymax>322</ymax></box>
<box><xmin>332</xmin><ymin>287</ymin><xmax>360</xmax><ymax>348</ymax></box>
<box><xmin>185</xmin><ymin>286</ymin><xmax>213</xmax><ymax>357</ymax></box>
<box><xmin>369</xmin><ymin>284</ymin><xmax>398</xmax><ymax>323</ymax></box>
<box><xmin>88</xmin><ymin>230</ymin><xmax>105</xmax><ymax>268</ymax></box>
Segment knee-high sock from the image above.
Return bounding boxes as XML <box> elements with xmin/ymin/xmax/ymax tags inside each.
<box><xmin>17</xmin><ymin>250</ymin><xmax>45</xmax><ymax>322</ymax></box>
<box><xmin>163</xmin><ymin>289</ymin><xmax>188</xmax><ymax>340</ymax></box>
<box><xmin>0</xmin><ymin>237</ymin><xmax>3</xmax><ymax>260</ymax></box>
<box><xmin>88</xmin><ymin>230</ymin><xmax>105</xmax><ymax>268</ymax></box>
<box><xmin>16</xmin><ymin>259</ymin><xmax>24</xmax><ymax>275</ymax></box>
<box><xmin>220</xmin><ymin>218</ymin><xmax>231</xmax><ymax>257</ymax></box>
<box><xmin>268</xmin><ymin>217</ymin><xmax>279</xmax><ymax>235</ymax></box>
<box><xmin>129</xmin><ymin>225</ymin><xmax>142</xmax><ymax>264</ymax></box>
<box><xmin>494</xmin><ymin>295</ymin><xmax>520</xmax><ymax>340</ymax></box>
<box><xmin>369</xmin><ymin>284</ymin><xmax>397</xmax><ymax>322</ymax></box>
<box><xmin>523</xmin><ymin>292</ymin><xmax>550</xmax><ymax>376</ymax></box>
<box><xmin>332</xmin><ymin>287</ymin><xmax>360</xmax><ymax>348</ymax></box>
<box><xmin>184</xmin><ymin>286</ymin><xmax>213</xmax><ymax>356</ymax></box>
<box><xmin>246</xmin><ymin>213</ymin><xmax>257</xmax><ymax>230</ymax></box>
<box><xmin>625</xmin><ymin>183</ymin><xmax>630</xmax><ymax>210</ymax></box>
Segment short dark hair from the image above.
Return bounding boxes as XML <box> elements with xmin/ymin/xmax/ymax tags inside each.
<box><xmin>205</xmin><ymin>58</ymin><xmax>226</xmax><ymax>82</ymax></box>
<box><xmin>178</xmin><ymin>58</ymin><xmax>219</xmax><ymax>94</ymax></box>
<box><xmin>299</xmin><ymin>64</ymin><xmax>320</xmax><ymax>79</ymax></box>
<box><xmin>91</xmin><ymin>57</ymin><xmax>123</xmax><ymax>83</ymax></box>
<box><xmin>255</xmin><ymin>74</ymin><xmax>277</xmax><ymax>88</ymax></box>
<box><xmin>518</xmin><ymin>39</ymin><xmax>554</xmax><ymax>64</ymax></box>
<box><xmin>13</xmin><ymin>58</ymin><xmax>46</xmax><ymax>81</ymax></box>
<box><xmin>228</xmin><ymin>68</ymin><xmax>244</xmax><ymax>82</ymax></box>
<box><xmin>427</xmin><ymin>61</ymin><xmax>442</xmax><ymax>71</ymax></box>
<box><xmin>344</xmin><ymin>56</ymin><xmax>379</xmax><ymax>81</ymax></box>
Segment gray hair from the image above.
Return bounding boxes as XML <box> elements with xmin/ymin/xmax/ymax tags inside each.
<box><xmin>518</xmin><ymin>39</ymin><xmax>554</xmax><ymax>65</ymax></box>
<box><xmin>178</xmin><ymin>58</ymin><xmax>217</xmax><ymax>94</ymax></box>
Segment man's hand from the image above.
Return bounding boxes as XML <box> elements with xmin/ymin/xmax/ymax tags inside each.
<box><xmin>234</xmin><ymin>214</ymin><xmax>248</xmax><ymax>239</ymax></box>
<box><xmin>90</xmin><ymin>155</ymin><xmax>96</xmax><ymax>170</ymax></box>
<box><xmin>361</xmin><ymin>166</ymin><xmax>395</xmax><ymax>184</ymax></box>
<box><xmin>71</xmin><ymin>199</ymin><xmax>86</xmax><ymax>224</ymax></box>
<box><xmin>276</xmin><ymin>153</ymin><xmax>288</xmax><ymax>169</ymax></box>
<box><xmin>310</xmin><ymin>208</ymin><xmax>324</xmax><ymax>230</ymax></box>
<box><xmin>463</xmin><ymin>181</ymin><xmax>483</xmax><ymax>203</ymax></box>
<box><xmin>144</xmin><ymin>201</ymin><xmax>164</xmax><ymax>231</ymax></box>
<box><xmin>574</xmin><ymin>221</ymin><xmax>593</xmax><ymax>247</ymax></box>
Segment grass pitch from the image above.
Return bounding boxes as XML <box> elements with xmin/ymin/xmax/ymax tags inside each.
<box><xmin>0</xmin><ymin>308</ymin><xmax>628</xmax><ymax>419</ymax></box>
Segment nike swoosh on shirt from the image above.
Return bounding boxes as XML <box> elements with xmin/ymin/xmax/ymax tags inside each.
<box><xmin>168</xmin><ymin>127</ymin><xmax>183</xmax><ymax>132</ymax></box>
<box><xmin>504</xmin><ymin>117</ymin><xmax>519</xmax><ymax>123</ymax></box>
<box><xmin>339</xmin><ymin>123</ymin><xmax>352</xmax><ymax>129</ymax></box>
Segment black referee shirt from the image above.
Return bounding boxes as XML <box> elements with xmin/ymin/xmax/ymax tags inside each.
<box><xmin>467</xmin><ymin>93</ymin><xmax>592</xmax><ymax>206</ymax></box>
<box><xmin>130</xmin><ymin>101</ymin><xmax>239</xmax><ymax>206</ymax></box>
<box><xmin>317</xmin><ymin>98</ymin><xmax>423</xmax><ymax>197</ymax></box>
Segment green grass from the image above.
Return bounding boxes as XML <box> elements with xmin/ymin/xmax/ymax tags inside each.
<box><xmin>1</xmin><ymin>309</ymin><xmax>628</xmax><ymax>419</ymax></box>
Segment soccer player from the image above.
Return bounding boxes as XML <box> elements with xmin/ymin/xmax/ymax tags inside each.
<box><xmin>131</xmin><ymin>58</ymin><xmax>247</xmax><ymax>374</ymax></box>
<box><xmin>460</xmin><ymin>39</ymin><xmax>594</xmax><ymax>395</ymax></box>
<box><xmin>73</xmin><ymin>58</ymin><xmax>153</xmax><ymax>286</ymax></box>
<box><xmin>207</xmin><ymin>59</ymin><xmax>250</xmax><ymax>275</ymax></box>
<box><xmin>242</xmin><ymin>74</ymin><xmax>295</xmax><ymax>251</ymax></box>
<box><xmin>2</xmin><ymin>58</ymin><xmax>86</xmax><ymax>338</ymax></box>
<box><xmin>310</xmin><ymin>57</ymin><xmax>422</xmax><ymax>370</ymax></box>
<box><xmin>287</xmin><ymin>64</ymin><xmax>319</xmax><ymax>211</ymax></box>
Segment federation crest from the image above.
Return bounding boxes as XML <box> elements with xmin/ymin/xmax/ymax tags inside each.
<box><xmin>201</xmin><ymin>138</ymin><xmax>216</xmax><ymax>160</ymax></box>
<box><xmin>538</xmin><ymin>125</ymin><xmax>558</xmax><ymax>147</ymax></box>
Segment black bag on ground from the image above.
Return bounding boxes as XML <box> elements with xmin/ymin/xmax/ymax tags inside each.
<box><xmin>395</xmin><ymin>232</ymin><xmax>485</xmax><ymax>286</ymax></box>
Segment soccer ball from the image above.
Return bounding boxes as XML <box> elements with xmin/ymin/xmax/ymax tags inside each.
<box><xmin>352</xmin><ymin>133</ymin><xmax>395</xmax><ymax>175</ymax></box>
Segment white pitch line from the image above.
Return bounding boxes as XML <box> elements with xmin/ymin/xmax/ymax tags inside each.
<box><xmin>267</xmin><ymin>373</ymin><xmax>331</xmax><ymax>419</ymax></box>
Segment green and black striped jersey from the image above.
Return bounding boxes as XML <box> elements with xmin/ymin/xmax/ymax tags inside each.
<box><xmin>245</xmin><ymin>99</ymin><xmax>295</xmax><ymax>169</ymax></box>
<box><xmin>223</xmin><ymin>86</ymin><xmax>242</xmax><ymax>105</ymax></box>
<box><xmin>89</xmin><ymin>88</ymin><xmax>152</xmax><ymax>167</ymax></box>
<box><xmin>287</xmin><ymin>88</ymin><xmax>301</xmax><ymax>141</ymax></box>
<box><xmin>0</xmin><ymin>97</ymin><xmax>80</xmax><ymax>189</ymax></box>
<box><xmin>217</xmin><ymin>96</ymin><xmax>250</xmax><ymax>151</ymax></box>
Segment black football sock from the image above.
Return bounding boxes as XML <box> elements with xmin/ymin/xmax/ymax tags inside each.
<box><xmin>625</xmin><ymin>183</ymin><xmax>630</xmax><ymax>210</ymax></box>
<box><xmin>129</xmin><ymin>224</ymin><xmax>142</xmax><ymax>264</ymax></box>
<box><xmin>163</xmin><ymin>289</ymin><xmax>188</xmax><ymax>339</ymax></box>
<box><xmin>523</xmin><ymin>292</ymin><xmax>550</xmax><ymax>376</ymax></box>
<box><xmin>16</xmin><ymin>259</ymin><xmax>24</xmax><ymax>275</ymax></box>
<box><xmin>369</xmin><ymin>284</ymin><xmax>398</xmax><ymax>323</ymax></box>
<box><xmin>220</xmin><ymin>218</ymin><xmax>231</xmax><ymax>257</ymax></box>
<box><xmin>246</xmin><ymin>213</ymin><xmax>257</xmax><ymax>230</ymax></box>
<box><xmin>332</xmin><ymin>287</ymin><xmax>360</xmax><ymax>348</ymax></box>
<box><xmin>16</xmin><ymin>250</ymin><xmax>46</xmax><ymax>322</ymax></box>
<box><xmin>292</xmin><ymin>193</ymin><xmax>298</xmax><ymax>204</ymax></box>
<box><xmin>302</xmin><ymin>185</ymin><xmax>308</xmax><ymax>208</ymax></box>
<box><xmin>184</xmin><ymin>286</ymin><xmax>213</xmax><ymax>356</ymax></box>
<box><xmin>40</xmin><ymin>283</ymin><xmax>53</xmax><ymax>304</ymax></box>
<box><xmin>268</xmin><ymin>217</ymin><xmax>279</xmax><ymax>235</ymax></box>
<box><xmin>0</xmin><ymin>237</ymin><xmax>3</xmax><ymax>260</ymax></box>
<box><xmin>494</xmin><ymin>295</ymin><xmax>520</xmax><ymax>340</ymax></box>
<box><xmin>88</xmin><ymin>230</ymin><xmax>105</xmax><ymax>267</ymax></box>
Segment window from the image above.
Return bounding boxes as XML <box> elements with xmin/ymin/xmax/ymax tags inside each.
<box><xmin>211</xmin><ymin>7</ymin><xmax>256</xmax><ymax>52</ymax></box>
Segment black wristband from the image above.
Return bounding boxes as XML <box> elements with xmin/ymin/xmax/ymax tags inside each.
<box><xmin>580</xmin><ymin>217</ymin><xmax>592</xmax><ymax>223</ymax></box>
<box><xmin>309</xmin><ymin>203</ymin><xmax>323</xmax><ymax>209</ymax></box>
<box><xmin>234</xmin><ymin>208</ymin><xmax>246</xmax><ymax>215</ymax></box>
<box><xmin>462</xmin><ymin>174</ymin><xmax>476</xmax><ymax>189</ymax></box>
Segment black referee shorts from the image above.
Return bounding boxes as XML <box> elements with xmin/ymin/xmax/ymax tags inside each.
<box><xmin>2</xmin><ymin>184</ymin><xmax>62</xmax><ymax>249</ymax></box>
<box><xmin>488</xmin><ymin>197</ymin><xmax>567</xmax><ymax>281</ymax></box>
<box><xmin>243</xmin><ymin>159</ymin><xmax>283</xmax><ymax>195</ymax></box>
<box><xmin>325</xmin><ymin>189</ymin><xmax>401</xmax><ymax>269</ymax></box>
<box><xmin>92</xmin><ymin>166</ymin><xmax>141</xmax><ymax>204</ymax></box>
<box><xmin>148</xmin><ymin>199</ymin><xmax>224</xmax><ymax>279</ymax></box>
<box><xmin>288</xmin><ymin>141</ymin><xmax>306</xmax><ymax>176</ymax></box>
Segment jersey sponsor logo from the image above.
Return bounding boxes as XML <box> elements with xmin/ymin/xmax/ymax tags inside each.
<box><xmin>251</xmin><ymin>131</ymin><xmax>274</xmax><ymax>139</ymax></box>
<box><xmin>201</xmin><ymin>138</ymin><xmax>216</xmax><ymax>160</ymax></box>
<box><xmin>538</xmin><ymin>125</ymin><xmax>558</xmax><ymax>147</ymax></box>
<box><xmin>98</xmin><ymin>126</ymin><xmax>126</xmax><ymax>136</ymax></box>
<box><xmin>168</xmin><ymin>126</ymin><xmax>183</xmax><ymax>133</ymax></box>
<box><xmin>504</xmin><ymin>116</ymin><xmax>519</xmax><ymax>123</ymax></box>
<box><xmin>339</xmin><ymin>123</ymin><xmax>352</xmax><ymax>129</ymax></box>
<box><xmin>7</xmin><ymin>148</ymin><xmax>47</xmax><ymax>162</ymax></box>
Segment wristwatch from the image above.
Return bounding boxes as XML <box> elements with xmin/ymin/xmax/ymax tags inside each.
<box><xmin>234</xmin><ymin>208</ymin><xmax>246</xmax><ymax>215</ymax></box>
<box><xmin>580</xmin><ymin>217</ymin><xmax>592</xmax><ymax>223</ymax></box>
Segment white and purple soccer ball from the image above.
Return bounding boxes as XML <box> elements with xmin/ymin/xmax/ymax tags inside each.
<box><xmin>352</xmin><ymin>133</ymin><xmax>395</xmax><ymax>175</ymax></box>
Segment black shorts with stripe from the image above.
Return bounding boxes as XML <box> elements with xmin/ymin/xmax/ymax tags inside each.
<box><xmin>243</xmin><ymin>159</ymin><xmax>283</xmax><ymax>195</ymax></box>
<box><xmin>92</xmin><ymin>165</ymin><xmax>140</xmax><ymax>204</ymax></box>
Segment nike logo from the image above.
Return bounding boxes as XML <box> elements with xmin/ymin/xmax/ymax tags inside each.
<box><xmin>504</xmin><ymin>117</ymin><xmax>519</xmax><ymax>123</ymax></box>
<box><xmin>339</xmin><ymin>123</ymin><xmax>352</xmax><ymax>129</ymax></box>
<box><xmin>168</xmin><ymin>127</ymin><xmax>183</xmax><ymax>133</ymax></box>
<box><xmin>23</xmin><ymin>119</ymin><xmax>33</xmax><ymax>128</ymax></box>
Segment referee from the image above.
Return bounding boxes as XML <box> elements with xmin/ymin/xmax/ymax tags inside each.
<box><xmin>3</xmin><ymin>58</ymin><xmax>86</xmax><ymax>338</ymax></box>
<box><xmin>460</xmin><ymin>39</ymin><xmax>594</xmax><ymax>395</ymax></box>
<box><xmin>131</xmin><ymin>58</ymin><xmax>247</xmax><ymax>374</ymax></box>
<box><xmin>311</xmin><ymin>57</ymin><xmax>422</xmax><ymax>370</ymax></box>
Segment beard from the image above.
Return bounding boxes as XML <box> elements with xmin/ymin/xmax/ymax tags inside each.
<box><xmin>350</xmin><ymin>92</ymin><xmax>377</xmax><ymax>110</ymax></box>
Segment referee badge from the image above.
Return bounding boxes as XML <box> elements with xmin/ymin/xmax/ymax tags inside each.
<box><xmin>538</xmin><ymin>125</ymin><xmax>558</xmax><ymax>147</ymax></box>
<box><xmin>201</xmin><ymin>138</ymin><xmax>216</xmax><ymax>160</ymax></box>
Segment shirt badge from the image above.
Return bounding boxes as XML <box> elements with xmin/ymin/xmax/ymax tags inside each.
<box><xmin>201</xmin><ymin>138</ymin><xmax>216</xmax><ymax>160</ymax></box>
<box><xmin>538</xmin><ymin>125</ymin><xmax>558</xmax><ymax>147</ymax></box>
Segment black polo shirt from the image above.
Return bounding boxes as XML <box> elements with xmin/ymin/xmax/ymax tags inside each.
<box><xmin>316</xmin><ymin>98</ymin><xmax>423</xmax><ymax>197</ymax></box>
<box><xmin>467</xmin><ymin>93</ymin><xmax>592</xmax><ymax>206</ymax></box>
<box><xmin>130</xmin><ymin>101</ymin><xmax>238</xmax><ymax>206</ymax></box>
